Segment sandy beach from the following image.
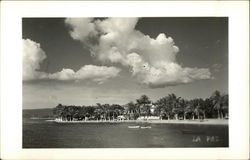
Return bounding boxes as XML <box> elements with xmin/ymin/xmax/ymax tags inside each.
<box><xmin>47</xmin><ymin>119</ymin><xmax>228</xmax><ymax>125</ymax></box>
<box><xmin>148</xmin><ymin>119</ymin><xmax>228</xmax><ymax>125</ymax></box>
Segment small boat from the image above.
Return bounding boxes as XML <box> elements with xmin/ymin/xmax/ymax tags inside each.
<box><xmin>128</xmin><ymin>126</ymin><xmax>140</xmax><ymax>129</ymax></box>
<box><xmin>181</xmin><ymin>130</ymin><xmax>205</xmax><ymax>135</ymax></box>
<box><xmin>141</xmin><ymin>126</ymin><xmax>152</xmax><ymax>129</ymax></box>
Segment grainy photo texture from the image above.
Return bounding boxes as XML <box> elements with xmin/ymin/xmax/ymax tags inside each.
<box><xmin>22</xmin><ymin>17</ymin><xmax>228</xmax><ymax>148</ymax></box>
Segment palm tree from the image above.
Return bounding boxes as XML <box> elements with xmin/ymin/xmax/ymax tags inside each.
<box><xmin>210</xmin><ymin>90</ymin><xmax>223</xmax><ymax>119</ymax></box>
<box><xmin>85</xmin><ymin>106</ymin><xmax>95</xmax><ymax>120</ymax></box>
<box><xmin>155</xmin><ymin>96</ymin><xmax>172</xmax><ymax>120</ymax></box>
<box><xmin>154</xmin><ymin>103</ymin><xmax>162</xmax><ymax>118</ymax></box>
<box><xmin>203</xmin><ymin>98</ymin><xmax>213</xmax><ymax>119</ymax></box>
<box><xmin>113</xmin><ymin>104</ymin><xmax>124</xmax><ymax>119</ymax></box>
<box><xmin>189</xmin><ymin>100</ymin><xmax>198</xmax><ymax>120</ymax></box>
<box><xmin>78</xmin><ymin>106</ymin><xmax>87</xmax><ymax>120</ymax></box>
<box><xmin>221</xmin><ymin>94</ymin><xmax>229</xmax><ymax>118</ymax></box>
<box><xmin>168</xmin><ymin>94</ymin><xmax>181</xmax><ymax>120</ymax></box>
<box><xmin>108</xmin><ymin>104</ymin><xmax>115</xmax><ymax>120</ymax></box>
<box><xmin>72</xmin><ymin>106</ymin><xmax>81</xmax><ymax>120</ymax></box>
<box><xmin>127</xmin><ymin>101</ymin><xmax>136</xmax><ymax>113</ymax></box>
<box><xmin>154</xmin><ymin>100</ymin><xmax>166</xmax><ymax>119</ymax></box>
<box><xmin>196</xmin><ymin>98</ymin><xmax>207</xmax><ymax>120</ymax></box>
<box><xmin>194</xmin><ymin>103</ymin><xmax>201</xmax><ymax>120</ymax></box>
<box><xmin>184</xmin><ymin>103</ymin><xmax>193</xmax><ymax>120</ymax></box>
<box><xmin>109</xmin><ymin>104</ymin><xmax>123</xmax><ymax>120</ymax></box>
<box><xmin>178</xmin><ymin>98</ymin><xmax>187</xmax><ymax>120</ymax></box>
<box><xmin>144</xmin><ymin>104</ymin><xmax>152</xmax><ymax>117</ymax></box>
<box><xmin>68</xmin><ymin>105</ymin><xmax>76</xmax><ymax>121</ymax></box>
<box><xmin>96</xmin><ymin>103</ymin><xmax>107</xmax><ymax>120</ymax></box>
<box><xmin>126</xmin><ymin>101</ymin><xmax>137</xmax><ymax>120</ymax></box>
<box><xmin>53</xmin><ymin>103</ymin><xmax>65</xmax><ymax>121</ymax></box>
<box><xmin>102</xmin><ymin>104</ymin><xmax>111</xmax><ymax>120</ymax></box>
<box><xmin>136</xmin><ymin>95</ymin><xmax>151</xmax><ymax>118</ymax></box>
<box><xmin>189</xmin><ymin>98</ymin><xmax>205</xmax><ymax>120</ymax></box>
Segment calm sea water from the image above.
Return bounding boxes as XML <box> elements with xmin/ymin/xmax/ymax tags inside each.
<box><xmin>23</xmin><ymin>119</ymin><xmax>228</xmax><ymax>148</ymax></box>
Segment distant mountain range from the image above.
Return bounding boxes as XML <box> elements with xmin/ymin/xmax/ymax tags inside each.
<box><xmin>23</xmin><ymin>108</ymin><xmax>55</xmax><ymax>118</ymax></box>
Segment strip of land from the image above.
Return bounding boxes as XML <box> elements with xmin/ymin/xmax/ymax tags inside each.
<box><xmin>46</xmin><ymin>119</ymin><xmax>228</xmax><ymax>125</ymax></box>
<box><xmin>149</xmin><ymin>119</ymin><xmax>228</xmax><ymax>125</ymax></box>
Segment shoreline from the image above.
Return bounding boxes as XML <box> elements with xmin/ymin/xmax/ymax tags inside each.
<box><xmin>46</xmin><ymin>119</ymin><xmax>228</xmax><ymax>125</ymax></box>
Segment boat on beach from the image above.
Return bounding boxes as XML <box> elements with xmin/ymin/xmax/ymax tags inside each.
<box><xmin>128</xmin><ymin>126</ymin><xmax>152</xmax><ymax>129</ymax></box>
<box><xmin>128</xmin><ymin>126</ymin><xmax>140</xmax><ymax>129</ymax></box>
<box><xmin>140</xmin><ymin>126</ymin><xmax>151</xmax><ymax>129</ymax></box>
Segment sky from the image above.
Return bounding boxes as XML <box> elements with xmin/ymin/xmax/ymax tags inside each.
<box><xmin>22</xmin><ymin>17</ymin><xmax>228</xmax><ymax>109</ymax></box>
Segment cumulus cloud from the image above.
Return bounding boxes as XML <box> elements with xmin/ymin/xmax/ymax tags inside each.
<box><xmin>65</xmin><ymin>18</ymin><xmax>212</xmax><ymax>88</ymax></box>
<box><xmin>65</xmin><ymin>18</ymin><xmax>97</xmax><ymax>42</ymax></box>
<box><xmin>22</xmin><ymin>39</ymin><xmax>120</xmax><ymax>83</ymax></box>
<box><xmin>23</xmin><ymin>39</ymin><xmax>47</xmax><ymax>81</ymax></box>
<box><xmin>48</xmin><ymin>65</ymin><xmax>120</xmax><ymax>83</ymax></box>
<box><xmin>127</xmin><ymin>53</ymin><xmax>211</xmax><ymax>88</ymax></box>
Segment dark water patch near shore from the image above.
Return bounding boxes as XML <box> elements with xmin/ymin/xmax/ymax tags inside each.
<box><xmin>23</xmin><ymin>119</ymin><xmax>228</xmax><ymax>148</ymax></box>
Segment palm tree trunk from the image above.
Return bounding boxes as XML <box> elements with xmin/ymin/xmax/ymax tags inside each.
<box><xmin>221</xmin><ymin>112</ymin><xmax>224</xmax><ymax>119</ymax></box>
<box><xmin>184</xmin><ymin>113</ymin><xmax>186</xmax><ymax>120</ymax></box>
<box><xmin>225</xmin><ymin>113</ymin><xmax>228</xmax><ymax>118</ymax></box>
<box><xmin>192</xmin><ymin>113</ymin><xmax>195</xmax><ymax>120</ymax></box>
<box><xmin>217</xmin><ymin>110</ymin><xmax>220</xmax><ymax>119</ymax></box>
<box><xmin>203</xmin><ymin>111</ymin><xmax>206</xmax><ymax>119</ymax></box>
<box><xmin>175</xmin><ymin>114</ymin><xmax>178</xmax><ymax>120</ymax></box>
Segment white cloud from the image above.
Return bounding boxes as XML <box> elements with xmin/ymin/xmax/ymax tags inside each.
<box><xmin>48</xmin><ymin>68</ymin><xmax>75</xmax><ymax>81</ymax></box>
<box><xmin>65</xmin><ymin>18</ymin><xmax>97</xmax><ymax>42</ymax></box>
<box><xmin>65</xmin><ymin>18</ymin><xmax>212</xmax><ymax>88</ymax></box>
<box><xmin>74</xmin><ymin>65</ymin><xmax>120</xmax><ymax>83</ymax></box>
<box><xmin>23</xmin><ymin>39</ymin><xmax>47</xmax><ymax>81</ymax></box>
<box><xmin>22</xmin><ymin>39</ymin><xmax>120</xmax><ymax>83</ymax></box>
<box><xmin>96</xmin><ymin>18</ymin><xmax>138</xmax><ymax>34</ymax></box>
<box><xmin>48</xmin><ymin>65</ymin><xmax>121</xmax><ymax>83</ymax></box>
<box><xmin>126</xmin><ymin>53</ymin><xmax>211</xmax><ymax>88</ymax></box>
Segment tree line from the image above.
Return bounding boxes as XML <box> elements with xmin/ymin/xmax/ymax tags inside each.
<box><xmin>53</xmin><ymin>90</ymin><xmax>228</xmax><ymax>121</ymax></box>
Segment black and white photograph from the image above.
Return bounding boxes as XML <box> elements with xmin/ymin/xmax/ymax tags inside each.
<box><xmin>22</xmin><ymin>17</ymin><xmax>229</xmax><ymax>148</ymax></box>
<box><xmin>1</xmin><ymin>1</ymin><xmax>249</xmax><ymax>160</ymax></box>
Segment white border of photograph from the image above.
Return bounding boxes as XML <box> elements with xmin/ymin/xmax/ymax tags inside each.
<box><xmin>1</xmin><ymin>1</ymin><xmax>249</xmax><ymax>160</ymax></box>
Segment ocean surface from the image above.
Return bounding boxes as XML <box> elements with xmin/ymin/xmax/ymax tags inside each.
<box><xmin>23</xmin><ymin>119</ymin><xmax>228</xmax><ymax>148</ymax></box>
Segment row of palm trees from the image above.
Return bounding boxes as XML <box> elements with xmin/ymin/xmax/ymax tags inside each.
<box><xmin>154</xmin><ymin>91</ymin><xmax>228</xmax><ymax>120</ymax></box>
<box><xmin>53</xmin><ymin>90</ymin><xmax>228</xmax><ymax>121</ymax></box>
<box><xmin>53</xmin><ymin>103</ymin><xmax>124</xmax><ymax>121</ymax></box>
